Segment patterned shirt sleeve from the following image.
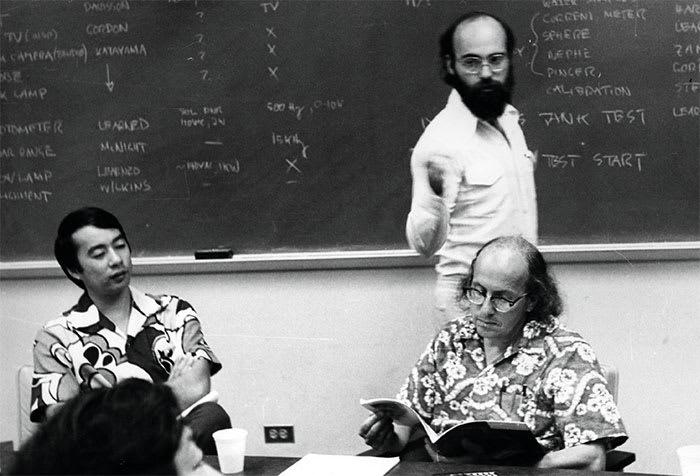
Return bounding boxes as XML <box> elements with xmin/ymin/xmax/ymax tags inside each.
<box><xmin>175</xmin><ymin>298</ymin><xmax>222</xmax><ymax>376</ymax></box>
<box><xmin>30</xmin><ymin>325</ymin><xmax>80</xmax><ymax>422</ymax></box>
<box><xmin>397</xmin><ymin>334</ymin><xmax>443</xmax><ymax>423</ymax></box>
<box><xmin>540</xmin><ymin>339</ymin><xmax>627</xmax><ymax>450</ymax></box>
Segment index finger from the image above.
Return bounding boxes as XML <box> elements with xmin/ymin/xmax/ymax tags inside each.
<box><xmin>359</xmin><ymin>412</ymin><xmax>384</xmax><ymax>436</ymax></box>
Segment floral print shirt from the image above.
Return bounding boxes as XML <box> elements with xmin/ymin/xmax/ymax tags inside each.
<box><xmin>31</xmin><ymin>287</ymin><xmax>221</xmax><ymax>422</ymax></box>
<box><xmin>397</xmin><ymin>315</ymin><xmax>628</xmax><ymax>453</ymax></box>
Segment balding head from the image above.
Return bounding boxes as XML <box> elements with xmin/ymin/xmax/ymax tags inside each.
<box><xmin>462</xmin><ymin>236</ymin><xmax>563</xmax><ymax>322</ymax></box>
<box><xmin>439</xmin><ymin>12</ymin><xmax>515</xmax><ymax>64</ymax></box>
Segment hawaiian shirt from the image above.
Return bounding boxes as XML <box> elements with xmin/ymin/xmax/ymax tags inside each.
<box><xmin>31</xmin><ymin>287</ymin><xmax>221</xmax><ymax>422</ymax></box>
<box><xmin>397</xmin><ymin>315</ymin><xmax>628</xmax><ymax>453</ymax></box>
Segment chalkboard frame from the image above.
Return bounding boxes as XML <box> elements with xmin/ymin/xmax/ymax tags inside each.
<box><xmin>1</xmin><ymin>242</ymin><xmax>698</xmax><ymax>279</ymax></box>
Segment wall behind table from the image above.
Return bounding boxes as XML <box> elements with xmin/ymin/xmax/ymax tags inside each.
<box><xmin>1</xmin><ymin>0</ymin><xmax>699</xmax><ymax>262</ymax></box>
<box><xmin>2</xmin><ymin>260</ymin><xmax>699</xmax><ymax>475</ymax></box>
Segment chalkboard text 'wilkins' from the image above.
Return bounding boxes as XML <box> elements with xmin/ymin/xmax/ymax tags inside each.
<box><xmin>98</xmin><ymin>180</ymin><xmax>151</xmax><ymax>193</ymax></box>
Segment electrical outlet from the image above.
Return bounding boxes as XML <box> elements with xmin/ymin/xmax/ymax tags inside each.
<box><xmin>264</xmin><ymin>425</ymin><xmax>295</xmax><ymax>443</ymax></box>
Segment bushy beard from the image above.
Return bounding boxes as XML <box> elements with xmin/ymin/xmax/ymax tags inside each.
<box><xmin>449</xmin><ymin>71</ymin><xmax>514</xmax><ymax>121</ymax></box>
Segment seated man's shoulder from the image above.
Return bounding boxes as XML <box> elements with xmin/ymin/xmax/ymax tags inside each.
<box><xmin>145</xmin><ymin>291</ymin><xmax>176</xmax><ymax>306</ymax></box>
<box><xmin>38</xmin><ymin>298</ymin><xmax>100</xmax><ymax>337</ymax></box>
<box><xmin>549</xmin><ymin>323</ymin><xmax>590</xmax><ymax>345</ymax></box>
<box><xmin>544</xmin><ymin>324</ymin><xmax>601</xmax><ymax>365</ymax></box>
<box><xmin>135</xmin><ymin>289</ymin><xmax>198</xmax><ymax>324</ymax></box>
<box><xmin>134</xmin><ymin>288</ymin><xmax>188</xmax><ymax>309</ymax></box>
<box><xmin>435</xmin><ymin>315</ymin><xmax>479</xmax><ymax>344</ymax></box>
<box><xmin>414</xmin><ymin>113</ymin><xmax>473</xmax><ymax>157</ymax></box>
<box><xmin>35</xmin><ymin>314</ymin><xmax>73</xmax><ymax>341</ymax></box>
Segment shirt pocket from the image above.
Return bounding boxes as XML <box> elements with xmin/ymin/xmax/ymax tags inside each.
<box><xmin>498</xmin><ymin>386</ymin><xmax>527</xmax><ymax>417</ymax></box>
<box><xmin>464</xmin><ymin>161</ymin><xmax>503</xmax><ymax>186</ymax></box>
<box><xmin>458</xmin><ymin>162</ymin><xmax>506</xmax><ymax>216</ymax></box>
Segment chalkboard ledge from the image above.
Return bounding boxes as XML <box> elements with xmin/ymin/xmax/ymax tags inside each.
<box><xmin>1</xmin><ymin>242</ymin><xmax>698</xmax><ymax>279</ymax></box>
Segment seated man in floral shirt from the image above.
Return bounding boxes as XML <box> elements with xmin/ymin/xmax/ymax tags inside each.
<box><xmin>360</xmin><ymin>235</ymin><xmax>628</xmax><ymax>470</ymax></box>
<box><xmin>31</xmin><ymin>207</ymin><xmax>231</xmax><ymax>454</ymax></box>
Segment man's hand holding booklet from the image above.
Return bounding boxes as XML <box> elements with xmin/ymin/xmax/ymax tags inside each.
<box><xmin>360</xmin><ymin>397</ymin><xmax>544</xmax><ymax>465</ymax></box>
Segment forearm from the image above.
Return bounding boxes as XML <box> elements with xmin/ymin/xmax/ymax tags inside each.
<box><xmin>536</xmin><ymin>442</ymin><xmax>606</xmax><ymax>470</ymax></box>
<box><xmin>407</xmin><ymin>151</ymin><xmax>459</xmax><ymax>258</ymax></box>
<box><xmin>406</xmin><ymin>194</ymin><xmax>449</xmax><ymax>257</ymax></box>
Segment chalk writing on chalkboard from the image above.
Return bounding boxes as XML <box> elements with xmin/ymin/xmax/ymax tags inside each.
<box><xmin>0</xmin><ymin>0</ymin><xmax>698</xmax><ymax>262</ymax></box>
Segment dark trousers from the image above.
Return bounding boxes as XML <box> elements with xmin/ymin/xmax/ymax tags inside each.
<box><xmin>182</xmin><ymin>402</ymin><xmax>232</xmax><ymax>455</ymax></box>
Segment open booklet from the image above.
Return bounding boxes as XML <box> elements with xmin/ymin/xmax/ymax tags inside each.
<box><xmin>361</xmin><ymin>397</ymin><xmax>543</xmax><ymax>464</ymax></box>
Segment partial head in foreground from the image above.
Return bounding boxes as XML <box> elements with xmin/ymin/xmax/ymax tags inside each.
<box><xmin>10</xmin><ymin>379</ymin><xmax>205</xmax><ymax>475</ymax></box>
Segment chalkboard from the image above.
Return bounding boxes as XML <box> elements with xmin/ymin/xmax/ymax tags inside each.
<box><xmin>1</xmin><ymin>0</ymin><xmax>698</xmax><ymax>262</ymax></box>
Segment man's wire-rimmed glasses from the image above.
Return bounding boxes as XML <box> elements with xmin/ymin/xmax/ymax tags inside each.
<box><xmin>465</xmin><ymin>287</ymin><xmax>527</xmax><ymax>313</ymax></box>
<box><xmin>456</xmin><ymin>53</ymin><xmax>508</xmax><ymax>74</ymax></box>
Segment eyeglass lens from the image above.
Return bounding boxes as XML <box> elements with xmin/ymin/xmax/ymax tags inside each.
<box><xmin>466</xmin><ymin>288</ymin><xmax>515</xmax><ymax>312</ymax></box>
<box><xmin>461</xmin><ymin>55</ymin><xmax>506</xmax><ymax>73</ymax></box>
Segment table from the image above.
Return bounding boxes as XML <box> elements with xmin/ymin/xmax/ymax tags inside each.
<box><xmin>1</xmin><ymin>441</ymin><xmax>672</xmax><ymax>476</ymax></box>
<box><xmin>204</xmin><ymin>455</ymin><xmax>674</xmax><ymax>476</ymax></box>
<box><xmin>207</xmin><ymin>456</ymin><xmax>296</xmax><ymax>476</ymax></box>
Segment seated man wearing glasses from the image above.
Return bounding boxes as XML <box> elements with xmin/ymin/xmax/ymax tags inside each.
<box><xmin>360</xmin><ymin>236</ymin><xmax>628</xmax><ymax>470</ymax></box>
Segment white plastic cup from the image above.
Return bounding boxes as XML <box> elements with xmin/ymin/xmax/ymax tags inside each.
<box><xmin>677</xmin><ymin>445</ymin><xmax>700</xmax><ymax>476</ymax></box>
<box><xmin>212</xmin><ymin>428</ymin><xmax>247</xmax><ymax>474</ymax></box>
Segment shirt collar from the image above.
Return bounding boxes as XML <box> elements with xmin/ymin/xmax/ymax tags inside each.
<box><xmin>65</xmin><ymin>292</ymin><xmax>114</xmax><ymax>331</ymax></box>
<box><xmin>512</xmin><ymin>315</ymin><xmax>560</xmax><ymax>352</ymax></box>
<box><xmin>130</xmin><ymin>287</ymin><xmax>164</xmax><ymax>317</ymax></box>
<box><xmin>459</xmin><ymin>314</ymin><xmax>559</xmax><ymax>346</ymax></box>
<box><xmin>64</xmin><ymin>286</ymin><xmax>162</xmax><ymax>333</ymax></box>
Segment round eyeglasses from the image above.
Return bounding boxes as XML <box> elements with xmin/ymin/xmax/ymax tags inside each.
<box><xmin>464</xmin><ymin>287</ymin><xmax>527</xmax><ymax>313</ymax></box>
<box><xmin>456</xmin><ymin>53</ymin><xmax>508</xmax><ymax>75</ymax></box>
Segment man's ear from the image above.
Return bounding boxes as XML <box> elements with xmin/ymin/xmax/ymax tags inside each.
<box><xmin>66</xmin><ymin>267</ymin><xmax>82</xmax><ymax>282</ymax></box>
<box><xmin>443</xmin><ymin>55</ymin><xmax>456</xmax><ymax>76</ymax></box>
